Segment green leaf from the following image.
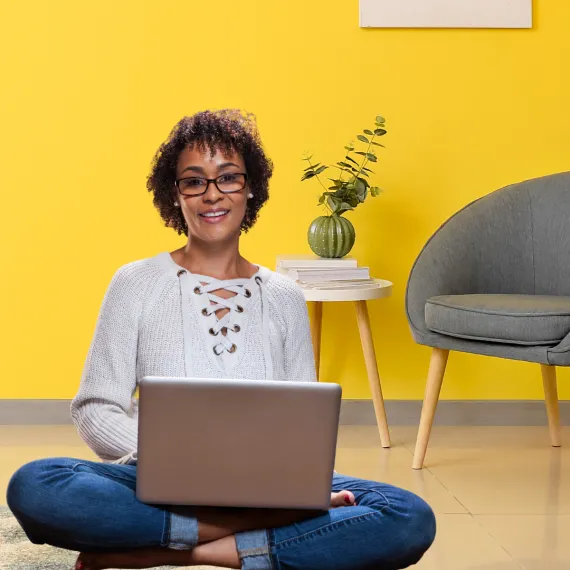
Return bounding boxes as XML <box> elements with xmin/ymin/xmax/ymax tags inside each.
<box><xmin>367</xmin><ymin>155</ymin><xmax>378</xmax><ymax>162</ymax></box>
<box><xmin>355</xmin><ymin>151</ymin><xmax>367</xmax><ymax>156</ymax></box>
<box><xmin>366</xmin><ymin>152</ymin><xmax>376</xmax><ymax>159</ymax></box>
<box><xmin>344</xmin><ymin>145</ymin><xmax>355</xmax><ymax>151</ymax></box>
<box><xmin>376</xmin><ymin>116</ymin><xmax>385</xmax><ymax>124</ymax></box>
<box><xmin>337</xmin><ymin>161</ymin><xmax>352</xmax><ymax>169</ymax></box>
<box><xmin>334</xmin><ymin>191</ymin><xmax>347</xmax><ymax>201</ymax></box>
<box><xmin>301</xmin><ymin>171</ymin><xmax>316</xmax><ymax>181</ymax></box>
<box><xmin>363</xmin><ymin>129</ymin><xmax>373</xmax><ymax>135</ymax></box>
<box><xmin>374</xmin><ymin>129</ymin><xmax>387</xmax><ymax>136</ymax></box>
<box><xmin>362</xmin><ymin>166</ymin><xmax>373</xmax><ymax>172</ymax></box>
<box><xmin>359</xmin><ymin>170</ymin><xmax>369</xmax><ymax>177</ymax></box>
<box><xmin>358</xmin><ymin>189</ymin><xmax>368</xmax><ymax>203</ymax></box>
<box><xmin>371</xmin><ymin>142</ymin><xmax>385</xmax><ymax>147</ymax></box>
<box><xmin>327</xmin><ymin>196</ymin><xmax>339</xmax><ymax>213</ymax></box>
<box><xmin>371</xmin><ymin>186</ymin><xmax>383</xmax><ymax>197</ymax></box>
<box><xmin>357</xmin><ymin>177</ymin><xmax>370</xmax><ymax>188</ymax></box>
<box><xmin>304</xmin><ymin>162</ymin><xmax>320</xmax><ymax>171</ymax></box>
<box><xmin>346</xmin><ymin>156</ymin><xmax>359</xmax><ymax>166</ymax></box>
<box><xmin>336</xmin><ymin>202</ymin><xmax>355</xmax><ymax>215</ymax></box>
<box><xmin>354</xmin><ymin>178</ymin><xmax>367</xmax><ymax>195</ymax></box>
<box><xmin>314</xmin><ymin>165</ymin><xmax>328</xmax><ymax>175</ymax></box>
<box><xmin>357</xmin><ymin>134</ymin><xmax>369</xmax><ymax>143</ymax></box>
<box><xmin>318</xmin><ymin>195</ymin><xmax>326</xmax><ymax>204</ymax></box>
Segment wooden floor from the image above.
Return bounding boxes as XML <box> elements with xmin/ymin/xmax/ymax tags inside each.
<box><xmin>1</xmin><ymin>424</ymin><xmax>569</xmax><ymax>569</ymax></box>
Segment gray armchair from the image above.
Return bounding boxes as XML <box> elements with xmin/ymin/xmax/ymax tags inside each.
<box><xmin>406</xmin><ymin>172</ymin><xmax>570</xmax><ymax>469</ymax></box>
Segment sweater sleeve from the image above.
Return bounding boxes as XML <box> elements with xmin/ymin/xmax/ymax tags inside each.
<box><xmin>70</xmin><ymin>264</ymin><xmax>143</xmax><ymax>462</ymax></box>
<box><xmin>283</xmin><ymin>282</ymin><xmax>317</xmax><ymax>383</ymax></box>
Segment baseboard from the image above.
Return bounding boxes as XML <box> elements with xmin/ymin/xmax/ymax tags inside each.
<box><xmin>1</xmin><ymin>399</ymin><xmax>570</xmax><ymax>426</ymax></box>
<box><xmin>342</xmin><ymin>400</ymin><xmax>570</xmax><ymax>426</ymax></box>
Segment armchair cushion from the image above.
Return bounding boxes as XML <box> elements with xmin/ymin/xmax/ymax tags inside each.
<box><xmin>426</xmin><ymin>294</ymin><xmax>570</xmax><ymax>346</ymax></box>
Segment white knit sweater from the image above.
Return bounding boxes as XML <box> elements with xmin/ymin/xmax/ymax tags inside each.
<box><xmin>70</xmin><ymin>251</ymin><xmax>316</xmax><ymax>465</ymax></box>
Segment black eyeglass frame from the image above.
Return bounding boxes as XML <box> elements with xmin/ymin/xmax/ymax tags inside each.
<box><xmin>174</xmin><ymin>173</ymin><xmax>248</xmax><ymax>197</ymax></box>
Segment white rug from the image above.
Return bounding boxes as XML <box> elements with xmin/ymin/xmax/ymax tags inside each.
<box><xmin>0</xmin><ymin>506</ymin><xmax>219</xmax><ymax>570</ymax></box>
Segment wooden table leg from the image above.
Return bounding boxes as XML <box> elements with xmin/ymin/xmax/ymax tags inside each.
<box><xmin>355</xmin><ymin>300</ymin><xmax>391</xmax><ymax>448</ymax></box>
<box><xmin>311</xmin><ymin>301</ymin><xmax>323</xmax><ymax>381</ymax></box>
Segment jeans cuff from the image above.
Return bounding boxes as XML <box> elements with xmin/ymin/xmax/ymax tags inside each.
<box><xmin>168</xmin><ymin>510</ymin><xmax>199</xmax><ymax>550</ymax></box>
<box><xmin>235</xmin><ymin>529</ymin><xmax>273</xmax><ymax>570</ymax></box>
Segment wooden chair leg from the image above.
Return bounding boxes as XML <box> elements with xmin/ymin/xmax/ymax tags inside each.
<box><xmin>413</xmin><ymin>348</ymin><xmax>450</xmax><ymax>469</ymax></box>
<box><xmin>311</xmin><ymin>302</ymin><xmax>323</xmax><ymax>381</ymax></box>
<box><xmin>541</xmin><ymin>364</ymin><xmax>561</xmax><ymax>447</ymax></box>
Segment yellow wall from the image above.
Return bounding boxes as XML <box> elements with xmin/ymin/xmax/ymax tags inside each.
<box><xmin>1</xmin><ymin>0</ymin><xmax>569</xmax><ymax>400</ymax></box>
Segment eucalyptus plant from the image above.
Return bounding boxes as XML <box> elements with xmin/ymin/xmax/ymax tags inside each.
<box><xmin>301</xmin><ymin>116</ymin><xmax>386</xmax><ymax>216</ymax></box>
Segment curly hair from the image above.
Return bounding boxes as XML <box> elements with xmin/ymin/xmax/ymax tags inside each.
<box><xmin>147</xmin><ymin>109</ymin><xmax>274</xmax><ymax>236</ymax></box>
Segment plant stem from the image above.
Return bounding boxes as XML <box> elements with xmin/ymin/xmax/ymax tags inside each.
<box><xmin>337</xmin><ymin>146</ymin><xmax>353</xmax><ymax>182</ymax></box>
<box><xmin>305</xmin><ymin>157</ymin><xmax>333</xmax><ymax>215</ymax></box>
<box><xmin>305</xmin><ymin>157</ymin><xmax>329</xmax><ymax>193</ymax></box>
<box><xmin>354</xmin><ymin>134</ymin><xmax>376</xmax><ymax>180</ymax></box>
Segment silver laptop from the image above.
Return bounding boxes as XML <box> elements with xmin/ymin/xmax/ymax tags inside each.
<box><xmin>136</xmin><ymin>376</ymin><xmax>342</xmax><ymax>510</ymax></box>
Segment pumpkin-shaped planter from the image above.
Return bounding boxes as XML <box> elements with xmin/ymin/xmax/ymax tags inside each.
<box><xmin>308</xmin><ymin>214</ymin><xmax>355</xmax><ymax>258</ymax></box>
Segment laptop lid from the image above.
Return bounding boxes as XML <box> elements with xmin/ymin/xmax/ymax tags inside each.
<box><xmin>136</xmin><ymin>376</ymin><xmax>341</xmax><ymax>510</ymax></box>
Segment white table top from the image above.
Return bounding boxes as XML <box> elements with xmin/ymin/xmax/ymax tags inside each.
<box><xmin>299</xmin><ymin>278</ymin><xmax>393</xmax><ymax>302</ymax></box>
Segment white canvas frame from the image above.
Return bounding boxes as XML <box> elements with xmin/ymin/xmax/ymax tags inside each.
<box><xmin>360</xmin><ymin>0</ymin><xmax>532</xmax><ymax>29</ymax></box>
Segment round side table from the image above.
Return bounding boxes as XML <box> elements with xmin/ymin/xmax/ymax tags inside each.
<box><xmin>300</xmin><ymin>279</ymin><xmax>393</xmax><ymax>448</ymax></box>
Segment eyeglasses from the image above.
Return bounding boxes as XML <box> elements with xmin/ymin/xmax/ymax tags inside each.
<box><xmin>175</xmin><ymin>173</ymin><xmax>248</xmax><ymax>197</ymax></box>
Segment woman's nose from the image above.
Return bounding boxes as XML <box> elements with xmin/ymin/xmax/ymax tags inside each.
<box><xmin>203</xmin><ymin>181</ymin><xmax>224</xmax><ymax>202</ymax></box>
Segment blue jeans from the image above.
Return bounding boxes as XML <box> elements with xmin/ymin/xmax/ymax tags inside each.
<box><xmin>6</xmin><ymin>457</ymin><xmax>435</xmax><ymax>569</ymax></box>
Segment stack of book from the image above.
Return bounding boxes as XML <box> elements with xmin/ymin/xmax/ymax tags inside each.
<box><xmin>276</xmin><ymin>255</ymin><xmax>376</xmax><ymax>289</ymax></box>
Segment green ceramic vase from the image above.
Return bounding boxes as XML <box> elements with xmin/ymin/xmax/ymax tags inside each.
<box><xmin>307</xmin><ymin>215</ymin><xmax>356</xmax><ymax>258</ymax></box>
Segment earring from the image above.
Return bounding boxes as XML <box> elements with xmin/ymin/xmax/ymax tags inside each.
<box><xmin>248</xmin><ymin>193</ymin><xmax>253</xmax><ymax>199</ymax></box>
<box><xmin>174</xmin><ymin>201</ymin><xmax>179</xmax><ymax>207</ymax></box>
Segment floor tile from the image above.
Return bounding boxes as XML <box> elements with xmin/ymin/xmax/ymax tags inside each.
<box><xmin>413</xmin><ymin>514</ymin><xmax>521</xmax><ymax>570</ymax></box>
<box><xmin>399</xmin><ymin>427</ymin><xmax>570</xmax><ymax>514</ymax></box>
<box><xmin>476</xmin><ymin>514</ymin><xmax>570</xmax><ymax>570</ymax></box>
<box><xmin>336</xmin><ymin>424</ymin><xmax>406</xmax><ymax>447</ymax></box>
<box><xmin>335</xmin><ymin>445</ymin><xmax>467</xmax><ymax>514</ymax></box>
<box><xmin>396</xmin><ymin>426</ymin><xmax>569</xmax><ymax>453</ymax></box>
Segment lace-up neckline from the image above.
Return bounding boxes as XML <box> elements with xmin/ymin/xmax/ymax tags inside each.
<box><xmin>159</xmin><ymin>252</ymin><xmax>274</xmax><ymax>380</ymax></box>
<box><xmin>190</xmin><ymin>275</ymin><xmax>258</xmax><ymax>356</ymax></box>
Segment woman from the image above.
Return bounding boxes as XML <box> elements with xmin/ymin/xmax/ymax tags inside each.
<box><xmin>6</xmin><ymin>109</ymin><xmax>435</xmax><ymax>570</ymax></box>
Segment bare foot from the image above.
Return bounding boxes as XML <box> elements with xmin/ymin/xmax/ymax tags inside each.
<box><xmin>331</xmin><ymin>490</ymin><xmax>356</xmax><ymax>507</ymax></box>
<box><xmin>75</xmin><ymin>547</ymin><xmax>192</xmax><ymax>570</ymax></box>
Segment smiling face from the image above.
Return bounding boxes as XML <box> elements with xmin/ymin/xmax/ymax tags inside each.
<box><xmin>175</xmin><ymin>145</ymin><xmax>249</xmax><ymax>245</ymax></box>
